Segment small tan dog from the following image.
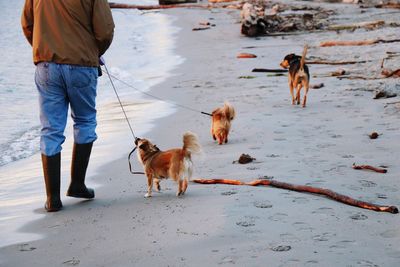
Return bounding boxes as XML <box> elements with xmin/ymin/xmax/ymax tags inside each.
<box><xmin>211</xmin><ymin>102</ymin><xmax>236</xmax><ymax>145</ymax></box>
<box><xmin>136</xmin><ymin>132</ymin><xmax>201</xmax><ymax>198</ymax></box>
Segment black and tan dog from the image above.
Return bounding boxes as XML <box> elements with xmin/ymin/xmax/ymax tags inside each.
<box><xmin>280</xmin><ymin>45</ymin><xmax>310</xmax><ymax>107</ymax></box>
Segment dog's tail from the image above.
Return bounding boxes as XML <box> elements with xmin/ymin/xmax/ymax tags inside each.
<box><xmin>300</xmin><ymin>44</ymin><xmax>308</xmax><ymax>71</ymax></box>
<box><xmin>182</xmin><ymin>132</ymin><xmax>201</xmax><ymax>154</ymax></box>
<box><xmin>222</xmin><ymin>101</ymin><xmax>236</xmax><ymax>121</ymax></box>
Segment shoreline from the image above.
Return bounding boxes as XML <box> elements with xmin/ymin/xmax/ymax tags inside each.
<box><xmin>2</xmin><ymin>2</ymin><xmax>400</xmax><ymax>266</ymax></box>
<box><xmin>0</xmin><ymin>7</ymin><xmax>181</xmax><ymax>249</ymax></box>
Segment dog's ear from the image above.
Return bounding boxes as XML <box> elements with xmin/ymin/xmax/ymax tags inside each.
<box><xmin>284</xmin><ymin>53</ymin><xmax>296</xmax><ymax>61</ymax></box>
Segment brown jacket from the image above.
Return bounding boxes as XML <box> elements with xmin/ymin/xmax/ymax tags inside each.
<box><xmin>21</xmin><ymin>0</ymin><xmax>115</xmax><ymax>67</ymax></box>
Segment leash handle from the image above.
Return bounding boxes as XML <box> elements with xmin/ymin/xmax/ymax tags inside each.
<box><xmin>128</xmin><ymin>146</ymin><xmax>144</xmax><ymax>175</ymax></box>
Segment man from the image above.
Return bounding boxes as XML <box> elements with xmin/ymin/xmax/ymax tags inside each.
<box><xmin>21</xmin><ymin>0</ymin><xmax>115</xmax><ymax>212</ymax></box>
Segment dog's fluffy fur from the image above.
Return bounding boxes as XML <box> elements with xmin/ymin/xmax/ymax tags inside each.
<box><xmin>136</xmin><ymin>132</ymin><xmax>201</xmax><ymax>198</ymax></box>
<box><xmin>211</xmin><ymin>102</ymin><xmax>236</xmax><ymax>145</ymax></box>
<box><xmin>280</xmin><ymin>45</ymin><xmax>310</xmax><ymax>107</ymax></box>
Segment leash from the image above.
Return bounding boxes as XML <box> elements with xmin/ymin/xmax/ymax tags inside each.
<box><xmin>102</xmin><ymin>67</ymin><xmax>213</xmax><ymax>117</ymax></box>
<box><xmin>102</xmin><ymin>59</ymin><xmax>213</xmax><ymax>175</ymax></box>
<box><xmin>103</xmin><ymin>62</ymin><xmax>139</xmax><ymax>140</ymax></box>
<box><xmin>127</xmin><ymin>147</ymin><xmax>144</xmax><ymax>175</ymax></box>
<box><xmin>103</xmin><ymin>59</ymin><xmax>144</xmax><ymax>174</ymax></box>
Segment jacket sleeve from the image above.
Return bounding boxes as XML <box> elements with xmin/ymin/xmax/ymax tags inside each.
<box><xmin>21</xmin><ymin>0</ymin><xmax>34</xmax><ymax>46</ymax></box>
<box><xmin>92</xmin><ymin>0</ymin><xmax>115</xmax><ymax>56</ymax></box>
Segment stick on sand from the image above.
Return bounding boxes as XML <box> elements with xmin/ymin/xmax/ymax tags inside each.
<box><xmin>193</xmin><ymin>178</ymin><xmax>398</xmax><ymax>214</ymax></box>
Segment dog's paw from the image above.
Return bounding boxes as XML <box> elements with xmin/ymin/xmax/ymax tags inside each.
<box><xmin>144</xmin><ymin>193</ymin><xmax>152</xmax><ymax>198</ymax></box>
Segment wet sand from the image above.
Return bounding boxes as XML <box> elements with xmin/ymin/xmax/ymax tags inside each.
<box><xmin>1</xmin><ymin>1</ymin><xmax>400</xmax><ymax>266</ymax></box>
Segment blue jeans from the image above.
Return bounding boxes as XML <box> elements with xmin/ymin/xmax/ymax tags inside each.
<box><xmin>35</xmin><ymin>62</ymin><xmax>98</xmax><ymax>156</ymax></box>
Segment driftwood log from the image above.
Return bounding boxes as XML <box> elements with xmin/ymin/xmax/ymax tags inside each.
<box><xmin>375</xmin><ymin>3</ymin><xmax>400</xmax><ymax>9</ymax></box>
<box><xmin>327</xmin><ymin>20</ymin><xmax>385</xmax><ymax>31</ymax></box>
<box><xmin>306</xmin><ymin>60</ymin><xmax>367</xmax><ymax>65</ymax></box>
<box><xmin>237</xmin><ymin>53</ymin><xmax>257</xmax><ymax>58</ymax></box>
<box><xmin>320</xmin><ymin>38</ymin><xmax>400</xmax><ymax>47</ymax></box>
<box><xmin>193</xmin><ymin>178</ymin><xmax>398</xmax><ymax>214</ymax></box>
<box><xmin>109</xmin><ymin>2</ymin><xmax>240</xmax><ymax>10</ymax></box>
<box><xmin>352</xmin><ymin>163</ymin><xmax>387</xmax><ymax>173</ymax></box>
<box><xmin>252</xmin><ymin>68</ymin><xmax>288</xmax><ymax>73</ymax></box>
<box><xmin>240</xmin><ymin>2</ymin><xmax>267</xmax><ymax>37</ymax></box>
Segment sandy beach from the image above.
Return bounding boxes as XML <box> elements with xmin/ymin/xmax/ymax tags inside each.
<box><xmin>1</xmin><ymin>1</ymin><xmax>400</xmax><ymax>266</ymax></box>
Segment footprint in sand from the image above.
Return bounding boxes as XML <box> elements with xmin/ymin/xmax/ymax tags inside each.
<box><xmin>291</xmin><ymin>196</ymin><xmax>309</xmax><ymax>204</ymax></box>
<box><xmin>376</xmin><ymin>193</ymin><xmax>387</xmax><ymax>199</ymax></box>
<box><xmin>268</xmin><ymin>213</ymin><xmax>288</xmax><ymax>222</ymax></box>
<box><xmin>18</xmin><ymin>243</ymin><xmax>36</xmax><ymax>252</ymax></box>
<box><xmin>253</xmin><ymin>201</ymin><xmax>273</xmax><ymax>209</ymax></box>
<box><xmin>312</xmin><ymin>232</ymin><xmax>336</xmax><ymax>242</ymax></box>
<box><xmin>247</xmin><ymin>166</ymin><xmax>259</xmax><ymax>170</ymax></box>
<box><xmin>304</xmin><ymin>260</ymin><xmax>319</xmax><ymax>266</ymax></box>
<box><xmin>292</xmin><ymin>222</ymin><xmax>314</xmax><ymax>232</ymax></box>
<box><xmin>359</xmin><ymin>180</ymin><xmax>377</xmax><ymax>188</ymax></box>
<box><xmin>330</xmin><ymin>240</ymin><xmax>356</xmax><ymax>249</ymax></box>
<box><xmin>236</xmin><ymin>216</ymin><xmax>258</xmax><ymax>227</ymax></box>
<box><xmin>311</xmin><ymin>207</ymin><xmax>335</xmax><ymax>215</ymax></box>
<box><xmin>270</xmin><ymin>245</ymin><xmax>291</xmax><ymax>252</ymax></box>
<box><xmin>236</xmin><ymin>221</ymin><xmax>255</xmax><ymax>227</ymax></box>
<box><xmin>346</xmin><ymin>184</ymin><xmax>364</xmax><ymax>191</ymax></box>
<box><xmin>349</xmin><ymin>213</ymin><xmax>368</xmax><ymax>220</ymax></box>
<box><xmin>219</xmin><ymin>257</ymin><xmax>235</xmax><ymax>265</ymax></box>
<box><xmin>355</xmin><ymin>259</ymin><xmax>379</xmax><ymax>267</ymax></box>
<box><xmin>221</xmin><ymin>190</ymin><xmax>237</xmax><ymax>196</ymax></box>
<box><xmin>266</xmin><ymin>154</ymin><xmax>280</xmax><ymax>158</ymax></box>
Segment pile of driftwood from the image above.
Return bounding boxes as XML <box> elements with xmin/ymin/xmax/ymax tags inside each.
<box><xmin>241</xmin><ymin>1</ymin><xmax>333</xmax><ymax>37</ymax></box>
<box><xmin>240</xmin><ymin>0</ymin><xmax>400</xmax><ymax>37</ymax></box>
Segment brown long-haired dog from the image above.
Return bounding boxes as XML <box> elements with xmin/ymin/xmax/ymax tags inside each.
<box><xmin>211</xmin><ymin>102</ymin><xmax>236</xmax><ymax>145</ymax></box>
<box><xmin>136</xmin><ymin>132</ymin><xmax>201</xmax><ymax>198</ymax></box>
<box><xmin>280</xmin><ymin>45</ymin><xmax>310</xmax><ymax>107</ymax></box>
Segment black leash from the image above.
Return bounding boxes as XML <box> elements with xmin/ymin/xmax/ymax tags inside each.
<box><xmin>102</xmin><ymin>67</ymin><xmax>213</xmax><ymax>117</ymax></box>
<box><xmin>103</xmin><ymin>62</ymin><xmax>139</xmax><ymax>140</ymax></box>
<box><xmin>102</xmin><ymin>62</ymin><xmax>213</xmax><ymax>175</ymax></box>
<box><xmin>103</xmin><ymin>61</ymin><xmax>144</xmax><ymax>174</ymax></box>
<box><xmin>127</xmin><ymin>147</ymin><xmax>144</xmax><ymax>175</ymax></box>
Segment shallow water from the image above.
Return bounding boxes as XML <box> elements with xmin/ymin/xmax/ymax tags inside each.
<box><xmin>0</xmin><ymin>0</ymin><xmax>183</xmax><ymax>247</ymax></box>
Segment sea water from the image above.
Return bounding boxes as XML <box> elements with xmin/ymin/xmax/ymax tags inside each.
<box><xmin>0</xmin><ymin>0</ymin><xmax>183</xmax><ymax>247</ymax></box>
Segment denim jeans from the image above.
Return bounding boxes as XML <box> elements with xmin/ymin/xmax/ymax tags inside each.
<box><xmin>35</xmin><ymin>62</ymin><xmax>98</xmax><ymax>156</ymax></box>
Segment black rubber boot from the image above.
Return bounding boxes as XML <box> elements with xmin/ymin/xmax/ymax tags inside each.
<box><xmin>41</xmin><ymin>153</ymin><xmax>63</xmax><ymax>212</ymax></box>
<box><xmin>67</xmin><ymin>143</ymin><xmax>95</xmax><ymax>199</ymax></box>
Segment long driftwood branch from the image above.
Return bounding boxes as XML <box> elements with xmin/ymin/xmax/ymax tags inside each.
<box><xmin>327</xmin><ymin>20</ymin><xmax>385</xmax><ymax>31</ymax></box>
<box><xmin>375</xmin><ymin>3</ymin><xmax>400</xmax><ymax>9</ymax></box>
<box><xmin>193</xmin><ymin>178</ymin><xmax>398</xmax><ymax>214</ymax></box>
<box><xmin>110</xmin><ymin>3</ymin><xmax>210</xmax><ymax>9</ymax></box>
<box><xmin>109</xmin><ymin>2</ymin><xmax>240</xmax><ymax>10</ymax></box>
<box><xmin>320</xmin><ymin>39</ymin><xmax>400</xmax><ymax>47</ymax></box>
<box><xmin>306</xmin><ymin>60</ymin><xmax>368</xmax><ymax>65</ymax></box>
<box><xmin>252</xmin><ymin>68</ymin><xmax>288</xmax><ymax>73</ymax></box>
<box><xmin>352</xmin><ymin>163</ymin><xmax>387</xmax><ymax>173</ymax></box>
